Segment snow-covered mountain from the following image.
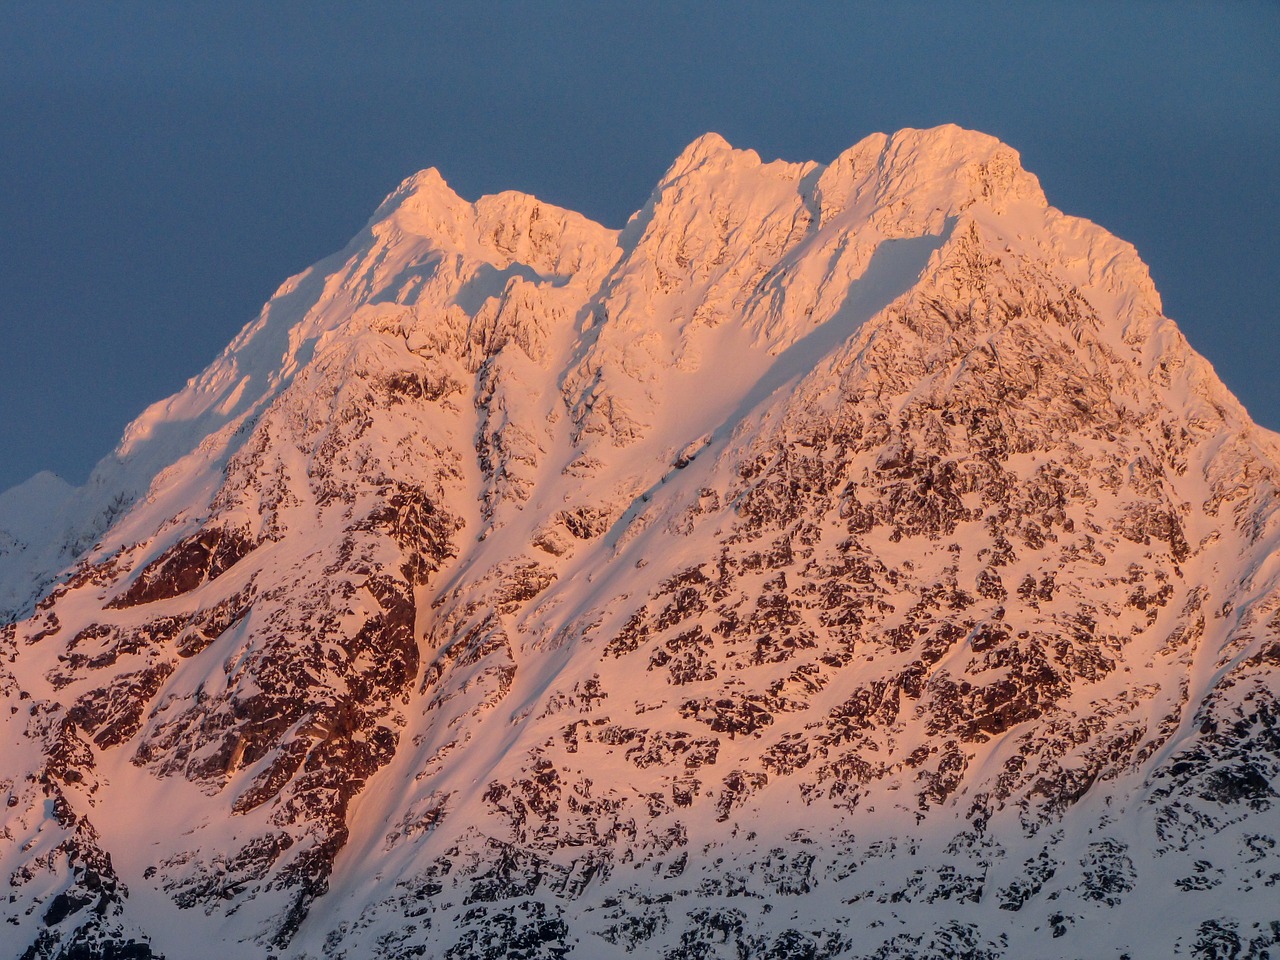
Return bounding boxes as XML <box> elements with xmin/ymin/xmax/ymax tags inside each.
<box><xmin>3</xmin><ymin>125</ymin><xmax>1279</xmax><ymax>960</ymax></box>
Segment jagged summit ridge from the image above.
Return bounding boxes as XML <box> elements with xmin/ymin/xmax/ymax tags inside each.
<box><xmin>2</xmin><ymin>127</ymin><xmax>1279</xmax><ymax>960</ymax></box>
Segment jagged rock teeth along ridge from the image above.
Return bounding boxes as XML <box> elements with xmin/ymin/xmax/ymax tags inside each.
<box><xmin>2</xmin><ymin>125</ymin><xmax>1279</xmax><ymax>960</ymax></box>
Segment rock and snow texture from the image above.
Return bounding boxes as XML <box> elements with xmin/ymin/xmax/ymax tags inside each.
<box><xmin>2</xmin><ymin>125</ymin><xmax>1280</xmax><ymax>959</ymax></box>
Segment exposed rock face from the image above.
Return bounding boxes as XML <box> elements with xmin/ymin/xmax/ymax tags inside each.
<box><xmin>2</xmin><ymin>125</ymin><xmax>1279</xmax><ymax>959</ymax></box>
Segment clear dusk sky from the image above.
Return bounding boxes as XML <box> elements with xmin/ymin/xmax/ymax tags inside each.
<box><xmin>1</xmin><ymin>2</ymin><xmax>1277</xmax><ymax>492</ymax></box>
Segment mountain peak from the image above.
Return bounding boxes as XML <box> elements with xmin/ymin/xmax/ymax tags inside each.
<box><xmin>813</xmin><ymin>124</ymin><xmax>1046</xmax><ymax>231</ymax></box>
<box><xmin>378</xmin><ymin>166</ymin><xmax>460</xmax><ymax>210</ymax></box>
<box><xmin>663</xmin><ymin>130</ymin><xmax>761</xmax><ymax>181</ymax></box>
<box><xmin>891</xmin><ymin>121</ymin><xmax>1004</xmax><ymax>152</ymax></box>
<box><xmin>5</xmin><ymin>127</ymin><xmax>1279</xmax><ymax>960</ymax></box>
<box><xmin>879</xmin><ymin>124</ymin><xmax>1045</xmax><ymax>205</ymax></box>
<box><xmin>369</xmin><ymin>166</ymin><xmax>470</xmax><ymax>236</ymax></box>
<box><xmin>676</xmin><ymin>129</ymin><xmax>735</xmax><ymax>159</ymax></box>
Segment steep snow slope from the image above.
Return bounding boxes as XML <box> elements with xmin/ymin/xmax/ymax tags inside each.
<box><xmin>3</xmin><ymin>126</ymin><xmax>1279</xmax><ymax>960</ymax></box>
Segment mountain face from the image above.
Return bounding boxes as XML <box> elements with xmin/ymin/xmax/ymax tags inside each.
<box><xmin>3</xmin><ymin>125</ymin><xmax>1280</xmax><ymax>960</ymax></box>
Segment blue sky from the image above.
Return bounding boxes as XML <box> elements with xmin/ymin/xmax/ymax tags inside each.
<box><xmin>1</xmin><ymin>2</ymin><xmax>1277</xmax><ymax>491</ymax></box>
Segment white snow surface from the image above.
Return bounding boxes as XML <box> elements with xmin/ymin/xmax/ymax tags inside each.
<box><xmin>3</xmin><ymin>125</ymin><xmax>1280</xmax><ymax>960</ymax></box>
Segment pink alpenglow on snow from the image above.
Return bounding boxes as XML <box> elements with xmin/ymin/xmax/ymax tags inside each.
<box><xmin>2</xmin><ymin>127</ymin><xmax>1279</xmax><ymax>960</ymax></box>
